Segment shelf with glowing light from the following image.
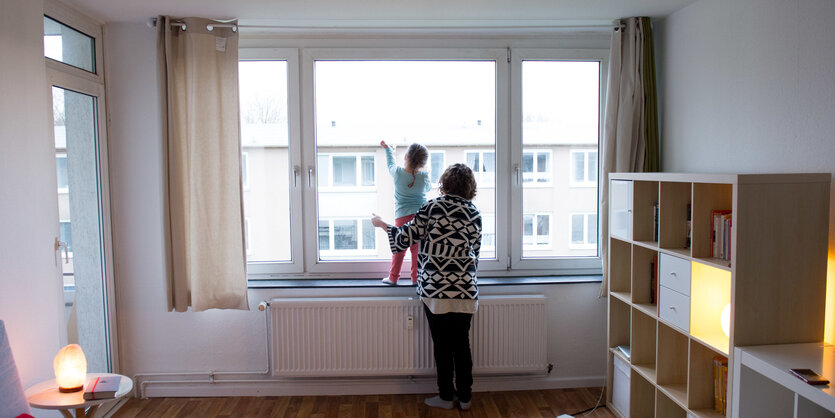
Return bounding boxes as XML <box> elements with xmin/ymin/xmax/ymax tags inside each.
<box><xmin>690</xmin><ymin>262</ymin><xmax>731</xmax><ymax>355</ymax></box>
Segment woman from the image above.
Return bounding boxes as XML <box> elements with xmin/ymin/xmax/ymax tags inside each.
<box><xmin>371</xmin><ymin>163</ymin><xmax>482</xmax><ymax>410</ymax></box>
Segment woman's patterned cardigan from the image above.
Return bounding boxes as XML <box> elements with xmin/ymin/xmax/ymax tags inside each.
<box><xmin>386</xmin><ymin>194</ymin><xmax>482</xmax><ymax>300</ymax></box>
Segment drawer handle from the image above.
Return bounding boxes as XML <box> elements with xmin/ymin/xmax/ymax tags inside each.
<box><xmin>668</xmin><ymin>306</ymin><xmax>677</xmax><ymax>311</ymax></box>
<box><xmin>669</xmin><ymin>272</ymin><xmax>678</xmax><ymax>277</ymax></box>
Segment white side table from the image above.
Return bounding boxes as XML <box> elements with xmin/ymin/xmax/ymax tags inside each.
<box><xmin>25</xmin><ymin>373</ymin><xmax>133</xmax><ymax>418</ymax></box>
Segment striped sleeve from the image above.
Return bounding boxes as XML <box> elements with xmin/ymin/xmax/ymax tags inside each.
<box><xmin>387</xmin><ymin>201</ymin><xmax>430</xmax><ymax>253</ymax></box>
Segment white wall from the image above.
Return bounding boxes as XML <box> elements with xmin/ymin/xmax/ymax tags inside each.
<box><xmin>656</xmin><ymin>0</ymin><xmax>835</xmax><ymax>339</ymax></box>
<box><xmin>0</xmin><ymin>0</ymin><xmax>66</xmax><ymax>388</ymax></box>
<box><xmin>106</xmin><ymin>22</ymin><xmax>608</xmax><ymax>396</ymax></box>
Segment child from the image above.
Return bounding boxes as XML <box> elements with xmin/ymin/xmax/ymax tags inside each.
<box><xmin>380</xmin><ymin>140</ymin><xmax>431</xmax><ymax>285</ymax></box>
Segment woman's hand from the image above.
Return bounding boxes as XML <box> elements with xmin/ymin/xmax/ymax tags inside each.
<box><xmin>380</xmin><ymin>141</ymin><xmax>388</xmax><ymax>149</ymax></box>
<box><xmin>371</xmin><ymin>213</ymin><xmax>389</xmax><ymax>229</ymax></box>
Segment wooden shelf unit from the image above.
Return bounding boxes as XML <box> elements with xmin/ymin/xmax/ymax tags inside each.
<box><xmin>605</xmin><ymin>172</ymin><xmax>831</xmax><ymax>418</ymax></box>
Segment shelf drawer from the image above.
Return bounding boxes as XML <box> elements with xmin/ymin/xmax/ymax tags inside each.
<box><xmin>612</xmin><ymin>354</ymin><xmax>630</xmax><ymax>417</ymax></box>
<box><xmin>659</xmin><ymin>286</ymin><xmax>690</xmax><ymax>332</ymax></box>
<box><xmin>611</xmin><ymin>180</ymin><xmax>633</xmax><ymax>241</ymax></box>
<box><xmin>659</xmin><ymin>253</ymin><xmax>691</xmax><ymax>296</ymax></box>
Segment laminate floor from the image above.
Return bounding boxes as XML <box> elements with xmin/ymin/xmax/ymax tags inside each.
<box><xmin>112</xmin><ymin>387</ymin><xmax>614</xmax><ymax>417</ymax></box>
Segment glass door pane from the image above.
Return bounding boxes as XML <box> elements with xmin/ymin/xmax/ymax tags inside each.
<box><xmin>52</xmin><ymin>86</ymin><xmax>111</xmax><ymax>372</ymax></box>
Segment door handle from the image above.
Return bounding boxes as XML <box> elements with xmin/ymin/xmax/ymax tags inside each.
<box><xmin>55</xmin><ymin>237</ymin><xmax>69</xmax><ymax>264</ymax></box>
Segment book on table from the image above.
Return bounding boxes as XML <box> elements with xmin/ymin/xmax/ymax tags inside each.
<box><xmin>83</xmin><ymin>376</ymin><xmax>120</xmax><ymax>400</ymax></box>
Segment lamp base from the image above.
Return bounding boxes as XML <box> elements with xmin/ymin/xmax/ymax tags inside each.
<box><xmin>59</xmin><ymin>385</ymin><xmax>83</xmax><ymax>393</ymax></box>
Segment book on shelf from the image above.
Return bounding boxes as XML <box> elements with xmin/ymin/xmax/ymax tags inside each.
<box><xmin>653</xmin><ymin>202</ymin><xmax>659</xmax><ymax>242</ymax></box>
<box><xmin>83</xmin><ymin>376</ymin><xmax>120</xmax><ymax>400</ymax></box>
<box><xmin>649</xmin><ymin>254</ymin><xmax>658</xmax><ymax>304</ymax></box>
<box><xmin>713</xmin><ymin>355</ymin><xmax>728</xmax><ymax>414</ymax></box>
<box><xmin>711</xmin><ymin>210</ymin><xmax>732</xmax><ymax>261</ymax></box>
<box><xmin>685</xmin><ymin>203</ymin><xmax>692</xmax><ymax>248</ymax></box>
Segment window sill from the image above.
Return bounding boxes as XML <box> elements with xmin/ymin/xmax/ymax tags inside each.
<box><xmin>247</xmin><ymin>274</ymin><xmax>601</xmax><ymax>289</ymax></box>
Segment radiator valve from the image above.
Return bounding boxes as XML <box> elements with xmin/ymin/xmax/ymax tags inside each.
<box><xmin>406</xmin><ymin>315</ymin><xmax>414</xmax><ymax>330</ymax></box>
<box><xmin>547</xmin><ymin>363</ymin><xmax>554</xmax><ymax>374</ymax></box>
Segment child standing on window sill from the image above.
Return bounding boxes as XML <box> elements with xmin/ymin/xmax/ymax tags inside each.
<box><xmin>380</xmin><ymin>140</ymin><xmax>431</xmax><ymax>285</ymax></box>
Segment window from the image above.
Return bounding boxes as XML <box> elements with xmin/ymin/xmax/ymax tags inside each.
<box><xmin>318</xmin><ymin>218</ymin><xmax>377</xmax><ymax>257</ymax></box>
<box><xmin>522</xmin><ymin>150</ymin><xmax>551</xmax><ymax>184</ymax></box>
<box><xmin>313</xmin><ymin>58</ymin><xmax>497</xmax><ymax>266</ymax></box>
<box><xmin>570</xmin><ymin>213</ymin><xmax>598</xmax><ymax>249</ymax></box>
<box><xmin>241</xmin><ymin>45</ymin><xmax>604</xmax><ymax>278</ymax></box>
<box><xmin>570</xmin><ymin>149</ymin><xmax>598</xmax><ymax>187</ymax></box>
<box><xmin>241</xmin><ymin>152</ymin><xmax>249</xmax><ymax>190</ymax></box>
<box><xmin>429</xmin><ymin>151</ymin><xmax>445</xmax><ymax>184</ymax></box>
<box><xmin>56</xmin><ymin>153</ymin><xmax>68</xmax><ymax>192</ymax></box>
<box><xmin>317</xmin><ymin>153</ymin><xmax>375</xmax><ymax>189</ymax></box>
<box><xmin>517</xmin><ymin>58</ymin><xmax>601</xmax><ymax>264</ymax></box>
<box><xmin>238</xmin><ymin>58</ymin><xmax>296</xmax><ymax>267</ymax></box>
<box><xmin>59</xmin><ymin>220</ymin><xmax>73</xmax><ymax>255</ymax></box>
<box><xmin>465</xmin><ymin>150</ymin><xmax>496</xmax><ymax>187</ymax></box>
<box><xmin>244</xmin><ymin>218</ymin><xmax>251</xmax><ymax>255</ymax></box>
<box><xmin>523</xmin><ymin>214</ymin><xmax>551</xmax><ymax>248</ymax></box>
<box><xmin>43</xmin><ymin>16</ymin><xmax>96</xmax><ymax>73</ymax></box>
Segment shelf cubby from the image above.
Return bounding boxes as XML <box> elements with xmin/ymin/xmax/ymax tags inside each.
<box><xmin>632</xmin><ymin>180</ymin><xmax>659</xmax><ymax>244</ymax></box>
<box><xmin>690</xmin><ymin>183</ymin><xmax>732</xmax><ymax>261</ymax></box>
<box><xmin>657</xmin><ymin>390</ymin><xmax>688</xmax><ymax>418</ymax></box>
<box><xmin>631</xmin><ymin>371</ymin><xmax>656</xmax><ymax>418</ymax></box>
<box><xmin>657</xmin><ymin>322</ymin><xmax>688</xmax><ymax>406</ymax></box>
<box><xmin>631</xmin><ymin>308</ymin><xmax>657</xmax><ymax>383</ymax></box>
<box><xmin>690</xmin><ymin>262</ymin><xmax>731</xmax><ymax>355</ymax></box>
<box><xmin>609</xmin><ymin>297</ymin><xmax>631</xmax><ymax>351</ymax></box>
<box><xmin>687</xmin><ymin>339</ymin><xmax>726</xmax><ymax>415</ymax></box>
<box><xmin>658</xmin><ymin>181</ymin><xmax>692</xmax><ymax>253</ymax></box>
<box><xmin>610</xmin><ymin>238</ymin><xmax>632</xmax><ymax>298</ymax></box>
<box><xmin>631</xmin><ymin>245</ymin><xmax>658</xmax><ymax>313</ymax></box>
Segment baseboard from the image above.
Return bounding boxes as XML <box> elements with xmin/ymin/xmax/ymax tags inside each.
<box><xmin>137</xmin><ymin>373</ymin><xmax>605</xmax><ymax>398</ymax></box>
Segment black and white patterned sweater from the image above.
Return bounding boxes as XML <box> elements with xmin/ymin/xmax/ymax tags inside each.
<box><xmin>386</xmin><ymin>194</ymin><xmax>481</xmax><ymax>300</ymax></box>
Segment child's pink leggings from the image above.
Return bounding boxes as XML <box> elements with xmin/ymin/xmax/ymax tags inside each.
<box><xmin>388</xmin><ymin>214</ymin><xmax>418</xmax><ymax>283</ymax></box>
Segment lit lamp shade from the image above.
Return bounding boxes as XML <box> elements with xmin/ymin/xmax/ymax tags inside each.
<box><xmin>720</xmin><ymin>303</ymin><xmax>731</xmax><ymax>337</ymax></box>
<box><xmin>54</xmin><ymin>344</ymin><xmax>86</xmax><ymax>393</ymax></box>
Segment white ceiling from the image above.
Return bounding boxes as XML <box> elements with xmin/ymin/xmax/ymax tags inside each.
<box><xmin>65</xmin><ymin>0</ymin><xmax>697</xmax><ymax>27</ymax></box>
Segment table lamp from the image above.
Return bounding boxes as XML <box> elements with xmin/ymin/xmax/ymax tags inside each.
<box><xmin>54</xmin><ymin>344</ymin><xmax>86</xmax><ymax>393</ymax></box>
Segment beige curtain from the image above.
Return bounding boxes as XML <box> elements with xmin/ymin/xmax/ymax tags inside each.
<box><xmin>158</xmin><ymin>16</ymin><xmax>249</xmax><ymax>311</ymax></box>
<box><xmin>600</xmin><ymin>17</ymin><xmax>660</xmax><ymax>296</ymax></box>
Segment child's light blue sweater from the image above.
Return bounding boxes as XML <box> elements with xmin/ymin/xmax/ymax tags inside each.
<box><xmin>386</xmin><ymin>147</ymin><xmax>431</xmax><ymax>219</ymax></box>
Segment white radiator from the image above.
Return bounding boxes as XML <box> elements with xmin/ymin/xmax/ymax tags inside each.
<box><xmin>268</xmin><ymin>295</ymin><xmax>547</xmax><ymax>377</ymax></box>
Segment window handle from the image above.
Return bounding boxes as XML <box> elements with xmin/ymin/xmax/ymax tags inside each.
<box><xmin>55</xmin><ymin>237</ymin><xmax>69</xmax><ymax>264</ymax></box>
<box><xmin>307</xmin><ymin>166</ymin><xmax>314</xmax><ymax>188</ymax></box>
<box><xmin>514</xmin><ymin>164</ymin><xmax>520</xmax><ymax>185</ymax></box>
<box><xmin>293</xmin><ymin>165</ymin><xmax>300</xmax><ymax>187</ymax></box>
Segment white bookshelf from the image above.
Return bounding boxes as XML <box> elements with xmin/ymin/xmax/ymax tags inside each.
<box><xmin>605</xmin><ymin>172</ymin><xmax>831</xmax><ymax>418</ymax></box>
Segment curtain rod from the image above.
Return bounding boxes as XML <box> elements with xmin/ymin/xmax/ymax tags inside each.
<box><xmin>147</xmin><ymin>17</ymin><xmax>237</xmax><ymax>32</ymax></box>
<box><xmin>148</xmin><ymin>17</ymin><xmax>621</xmax><ymax>33</ymax></box>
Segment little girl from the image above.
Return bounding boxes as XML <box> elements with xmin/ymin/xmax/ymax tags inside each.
<box><xmin>381</xmin><ymin>140</ymin><xmax>431</xmax><ymax>285</ymax></box>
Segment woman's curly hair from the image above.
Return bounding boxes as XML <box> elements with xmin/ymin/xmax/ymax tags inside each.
<box><xmin>439</xmin><ymin>163</ymin><xmax>477</xmax><ymax>200</ymax></box>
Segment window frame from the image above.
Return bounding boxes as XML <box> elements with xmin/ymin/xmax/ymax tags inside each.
<box><xmin>316</xmin><ymin>152</ymin><xmax>376</xmax><ymax>191</ymax></box>
<box><xmin>428</xmin><ymin>150</ymin><xmax>446</xmax><ymax>186</ymax></box>
<box><xmin>521</xmin><ymin>149</ymin><xmax>552</xmax><ymax>186</ymax></box>
<box><xmin>299</xmin><ymin>47</ymin><xmax>508</xmax><ymax>275</ymax></box>
<box><xmin>239</xmin><ymin>48</ymin><xmax>304</xmax><ymax>276</ymax></box>
<box><xmin>465</xmin><ymin>149</ymin><xmax>497</xmax><ymax>188</ymax></box>
<box><xmin>241</xmin><ymin>43</ymin><xmax>606</xmax><ymax>279</ymax></box>
<box><xmin>317</xmin><ymin>217</ymin><xmax>378</xmax><ymax>257</ymax></box>
<box><xmin>569</xmin><ymin>148</ymin><xmax>598</xmax><ymax>188</ymax></box>
<box><xmin>569</xmin><ymin>212</ymin><xmax>598</xmax><ymax>249</ymax></box>
<box><xmin>522</xmin><ymin>212</ymin><xmax>552</xmax><ymax>250</ymax></box>
<box><xmin>509</xmin><ymin>49</ymin><xmax>606</xmax><ymax>273</ymax></box>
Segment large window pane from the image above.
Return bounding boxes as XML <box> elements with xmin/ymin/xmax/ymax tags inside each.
<box><xmin>239</xmin><ymin>61</ymin><xmax>292</xmax><ymax>262</ymax></box>
<box><xmin>314</xmin><ymin>60</ymin><xmax>496</xmax><ymax>261</ymax></box>
<box><xmin>522</xmin><ymin>61</ymin><xmax>599</xmax><ymax>258</ymax></box>
<box><xmin>43</xmin><ymin>16</ymin><xmax>95</xmax><ymax>73</ymax></box>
